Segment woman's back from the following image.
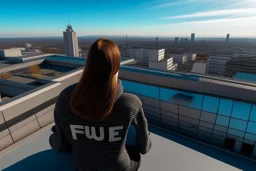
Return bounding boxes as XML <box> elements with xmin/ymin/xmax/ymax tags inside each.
<box><xmin>50</xmin><ymin>81</ymin><xmax>151</xmax><ymax>171</ymax></box>
<box><xmin>50</xmin><ymin>38</ymin><xmax>151</xmax><ymax>171</ymax></box>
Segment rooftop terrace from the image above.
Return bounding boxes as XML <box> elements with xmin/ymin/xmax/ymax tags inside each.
<box><xmin>1</xmin><ymin>124</ymin><xmax>255</xmax><ymax>171</ymax></box>
<box><xmin>0</xmin><ymin>55</ymin><xmax>256</xmax><ymax>170</ymax></box>
<box><xmin>0</xmin><ymin>55</ymin><xmax>84</xmax><ymax>103</ymax></box>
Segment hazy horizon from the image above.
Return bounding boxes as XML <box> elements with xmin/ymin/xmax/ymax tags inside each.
<box><xmin>1</xmin><ymin>35</ymin><xmax>256</xmax><ymax>39</ymax></box>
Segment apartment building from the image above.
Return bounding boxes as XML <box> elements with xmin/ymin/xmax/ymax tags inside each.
<box><xmin>126</xmin><ymin>48</ymin><xmax>165</xmax><ymax>66</ymax></box>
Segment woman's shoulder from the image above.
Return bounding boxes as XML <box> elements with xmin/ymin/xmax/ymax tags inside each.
<box><xmin>118</xmin><ymin>93</ymin><xmax>142</xmax><ymax>108</ymax></box>
<box><xmin>59</xmin><ymin>84</ymin><xmax>77</xmax><ymax>98</ymax></box>
<box><xmin>55</xmin><ymin>84</ymin><xmax>77</xmax><ymax>111</ymax></box>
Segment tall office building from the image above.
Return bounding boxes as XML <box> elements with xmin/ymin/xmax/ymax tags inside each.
<box><xmin>226</xmin><ymin>34</ymin><xmax>230</xmax><ymax>43</ymax></box>
<box><xmin>191</xmin><ymin>33</ymin><xmax>195</xmax><ymax>42</ymax></box>
<box><xmin>63</xmin><ymin>25</ymin><xmax>79</xmax><ymax>57</ymax></box>
<box><xmin>175</xmin><ymin>37</ymin><xmax>179</xmax><ymax>43</ymax></box>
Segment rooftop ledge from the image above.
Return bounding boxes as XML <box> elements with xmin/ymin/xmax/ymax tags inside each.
<box><xmin>1</xmin><ymin>124</ymin><xmax>255</xmax><ymax>171</ymax></box>
<box><xmin>1</xmin><ymin>56</ymin><xmax>256</xmax><ymax>170</ymax></box>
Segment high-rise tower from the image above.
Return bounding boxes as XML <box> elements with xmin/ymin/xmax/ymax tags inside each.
<box><xmin>63</xmin><ymin>25</ymin><xmax>79</xmax><ymax>57</ymax></box>
<box><xmin>156</xmin><ymin>37</ymin><xmax>159</xmax><ymax>48</ymax></box>
<box><xmin>175</xmin><ymin>37</ymin><xmax>179</xmax><ymax>43</ymax></box>
<box><xmin>226</xmin><ymin>34</ymin><xmax>230</xmax><ymax>43</ymax></box>
<box><xmin>191</xmin><ymin>33</ymin><xmax>195</xmax><ymax>42</ymax></box>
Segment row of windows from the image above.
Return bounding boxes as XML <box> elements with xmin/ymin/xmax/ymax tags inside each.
<box><xmin>122</xmin><ymin>80</ymin><xmax>256</xmax><ymax>122</ymax></box>
<box><xmin>167</xmin><ymin>61</ymin><xmax>173</xmax><ymax>66</ymax></box>
<box><xmin>146</xmin><ymin>105</ymin><xmax>256</xmax><ymax>157</ymax></box>
<box><xmin>209</xmin><ymin>63</ymin><xmax>225</xmax><ymax>65</ymax></box>
<box><xmin>142</xmin><ymin>98</ymin><xmax>256</xmax><ymax>157</ymax></box>
<box><xmin>133</xmin><ymin>83</ymin><xmax>256</xmax><ymax>158</ymax></box>
<box><xmin>208</xmin><ymin>65</ymin><xmax>225</xmax><ymax>69</ymax></box>
<box><xmin>159</xmin><ymin>107</ymin><xmax>256</xmax><ymax>142</ymax></box>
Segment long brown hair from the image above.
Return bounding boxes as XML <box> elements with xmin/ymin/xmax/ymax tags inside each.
<box><xmin>70</xmin><ymin>38</ymin><xmax>120</xmax><ymax>121</ymax></box>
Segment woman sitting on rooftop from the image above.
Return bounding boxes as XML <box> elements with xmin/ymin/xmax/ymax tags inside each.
<box><xmin>49</xmin><ymin>38</ymin><xmax>152</xmax><ymax>171</ymax></box>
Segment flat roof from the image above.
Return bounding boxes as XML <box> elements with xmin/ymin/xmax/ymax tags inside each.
<box><xmin>6</xmin><ymin>75</ymin><xmax>36</xmax><ymax>84</ymax></box>
<box><xmin>1</xmin><ymin>125</ymin><xmax>255</xmax><ymax>170</ymax></box>
<box><xmin>0</xmin><ymin>60</ymin><xmax>79</xmax><ymax>97</ymax></box>
<box><xmin>46</xmin><ymin>55</ymin><xmax>85</xmax><ymax>65</ymax></box>
<box><xmin>191</xmin><ymin>62</ymin><xmax>206</xmax><ymax>74</ymax></box>
<box><xmin>0</xmin><ymin>64</ymin><xmax>10</xmax><ymax>68</ymax></box>
<box><xmin>3</xmin><ymin>51</ymin><xmax>45</xmax><ymax>58</ymax></box>
<box><xmin>20</xmin><ymin>53</ymin><xmax>45</xmax><ymax>59</ymax></box>
<box><xmin>233</xmin><ymin>72</ymin><xmax>256</xmax><ymax>82</ymax></box>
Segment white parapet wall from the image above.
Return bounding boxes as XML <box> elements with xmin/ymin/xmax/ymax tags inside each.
<box><xmin>0</xmin><ymin>82</ymin><xmax>62</xmax><ymax>151</ymax></box>
<box><xmin>0</xmin><ymin>49</ymin><xmax>22</xmax><ymax>58</ymax></box>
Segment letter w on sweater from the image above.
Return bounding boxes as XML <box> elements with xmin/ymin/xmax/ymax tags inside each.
<box><xmin>70</xmin><ymin>125</ymin><xmax>124</xmax><ymax>142</ymax></box>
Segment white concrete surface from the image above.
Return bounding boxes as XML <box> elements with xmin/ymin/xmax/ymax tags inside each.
<box><xmin>191</xmin><ymin>62</ymin><xmax>206</xmax><ymax>74</ymax></box>
<box><xmin>140</xmin><ymin>133</ymin><xmax>240</xmax><ymax>171</ymax></box>
<box><xmin>0</xmin><ymin>125</ymin><xmax>241</xmax><ymax>171</ymax></box>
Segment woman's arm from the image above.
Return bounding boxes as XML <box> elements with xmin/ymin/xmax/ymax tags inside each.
<box><xmin>49</xmin><ymin>91</ymin><xmax>72</xmax><ymax>152</ymax></box>
<box><xmin>49</xmin><ymin>124</ymin><xmax>72</xmax><ymax>152</ymax></box>
<box><xmin>132</xmin><ymin>106</ymin><xmax>152</xmax><ymax>154</ymax></box>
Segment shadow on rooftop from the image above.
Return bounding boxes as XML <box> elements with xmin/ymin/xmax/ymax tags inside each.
<box><xmin>3</xmin><ymin>126</ymin><xmax>256</xmax><ymax>171</ymax></box>
<box><xmin>3</xmin><ymin>126</ymin><xmax>137</xmax><ymax>171</ymax></box>
<box><xmin>149</xmin><ymin>125</ymin><xmax>256</xmax><ymax>171</ymax></box>
<box><xmin>3</xmin><ymin>150</ymin><xmax>74</xmax><ymax>171</ymax></box>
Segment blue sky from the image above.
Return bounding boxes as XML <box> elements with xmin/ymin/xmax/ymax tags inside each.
<box><xmin>1</xmin><ymin>0</ymin><xmax>256</xmax><ymax>38</ymax></box>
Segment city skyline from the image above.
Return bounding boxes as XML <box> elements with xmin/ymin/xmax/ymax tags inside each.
<box><xmin>1</xmin><ymin>0</ymin><xmax>256</xmax><ymax>38</ymax></box>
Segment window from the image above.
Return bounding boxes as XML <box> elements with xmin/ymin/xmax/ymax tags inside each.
<box><xmin>249</xmin><ymin>105</ymin><xmax>256</xmax><ymax>122</ymax></box>
<box><xmin>232</xmin><ymin>101</ymin><xmax>251</xmax><ymax>120</ymax></box>
<box><xmin>216</xmin><ymin>115</ymin><xmax>230</xmax><ymax>126</ymax></box>
<box><xmin>246</xmin><ymin>122</ymin><xmax>256</xmax><ymax>134</ymax></box>
<box><xmin>224</xmin><ymin>138</ymin><xmax>235</xmax><ymax>151</ymax></box>
<box><xmin>202</xmin><ymin>95</ymin><xmax>219</xmax><ymax>113</ymax></box>
<box><xmin>218</xmin><ymin>99</ymin><xmax>233</xmax><ymax>116</ymax></box>
<box><xmin>241</xmin><ymin>143</ymin><xmax>254</xmax><ymax>156</ymax></box>
<box><xmin>229</xmin><ymin>118</ymin><xmax>247</xmax><ymax>131</ymax></box>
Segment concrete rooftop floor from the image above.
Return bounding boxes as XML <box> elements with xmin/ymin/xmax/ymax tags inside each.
<box><xmin>1</xmin><ymin>124</ymin><xmax>256</xmax><ymax>171</ymax></box>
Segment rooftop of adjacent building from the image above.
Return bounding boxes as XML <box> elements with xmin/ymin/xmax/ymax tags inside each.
<box><xmin>1</xmin><ymin>55</ymin><xmax>256</xmax><ymax>170</ymax></box>
<box><xmin>233</xmin><ymin>72</ymin><xmax>256</xmax><ymax>83</ymax></box>
<box><xmin>0</xmin><ymin>54</ymin><xmax>135</xmax><ymax>104</ymax></box>
<box><xmin>191</xmin><ymin>62</ymin><xmax>206</xmax><ymax>74</ymax></box>
<box><xmin>0</xmin><ymin>48</ymin><xmax>48</xmax><ymax>62</ymax></box>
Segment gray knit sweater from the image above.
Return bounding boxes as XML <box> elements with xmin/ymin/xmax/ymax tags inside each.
<box><xmin>49</xmin><ymin>80</ymin><xmax>152</xmax><ymax>171</ymax></box>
